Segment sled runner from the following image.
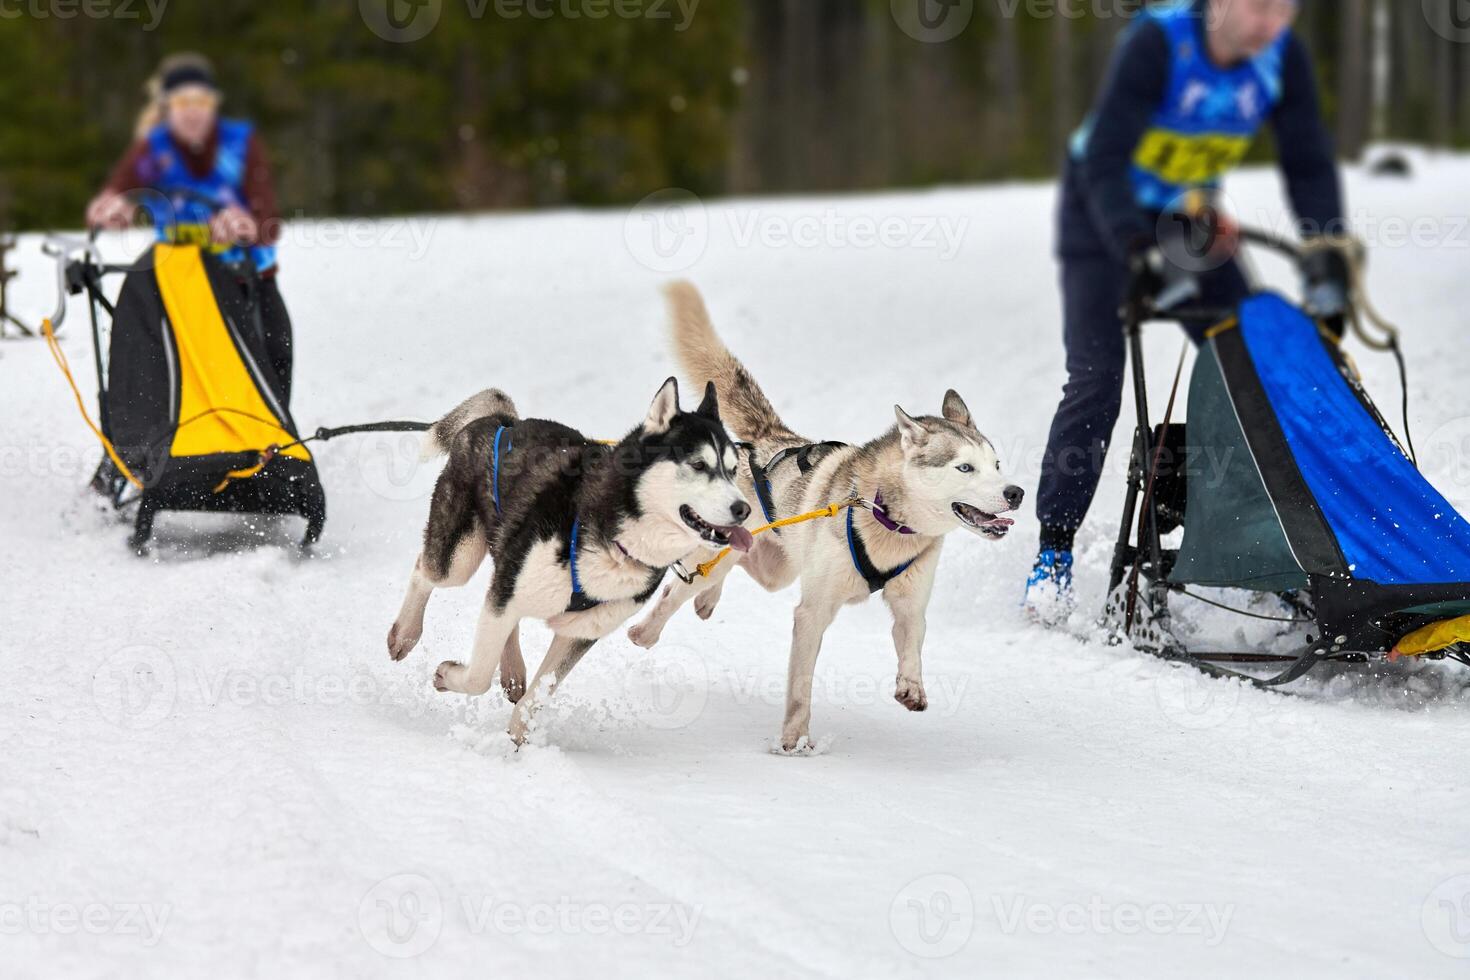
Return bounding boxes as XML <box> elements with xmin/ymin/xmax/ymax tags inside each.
<box><xmin>1107</xmin><ymin>229</ymin><xmax>1470</xmax><ymax>685</ymax></box>
<box><xmin>42</xmin><ymin>191</ymin><xmax>325</xmax><ymax>552</ymax></box>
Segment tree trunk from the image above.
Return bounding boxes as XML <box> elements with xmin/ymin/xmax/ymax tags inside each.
<box><xmin>1051</xmin><ymin>10</ymin><xmax>1076</xmax><ymax>163</ymax></box>
<box><xmin>1337</xmin><ymin>0</ymin><xmax>1369</xmax><ymax>159</ymax></box>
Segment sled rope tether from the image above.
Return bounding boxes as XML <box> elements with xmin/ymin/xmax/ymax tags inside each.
<box><xmin>42</xmin><ymin>317</ymin><xmax>145</xmax><ymax>490</ymax></box>
<box><xmin>42</xmin><ymin>320</ymin><xmax>435</xmax><ymax>494</ymax></box>
<box><xmin>674</xmin><ymin>497</ymin><xmax>864</xmax><ymax>583</ymax></box>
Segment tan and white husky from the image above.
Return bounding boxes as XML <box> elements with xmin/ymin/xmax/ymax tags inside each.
<box><xmin>628</xmin><ymin>283</ymin><xmax>1024</xmax><ymax>752</ymax></box>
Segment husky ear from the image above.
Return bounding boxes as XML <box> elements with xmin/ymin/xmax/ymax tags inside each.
<box><xmin>894</xmin><ymin>405</ymin><xmax>929</xmax><ymax>450</ymax></box>
<box><xmin>644</xmin><ymin>377</ymin><xmax>680</xmax><ymax>435</ymax></box>
<box><xmin>941</xmin><ymin>389</ymin><xmax>973</xmax><ymax>429</ymax></box>
<box><xmin>696</xmin><ymin>381</ymin><xmax>720</xmax><ymax>421</ymax></box>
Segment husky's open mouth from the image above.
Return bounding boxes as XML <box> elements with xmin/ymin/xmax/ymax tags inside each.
<box><xmin>953</xmin><ymin>501</ymin><xmax>1014</xmax><ymax>539</ymax></box>
<box><xmin>681</xmin><ymin>505</ymin><xmax>754</xmax><ymax>552</ymax></box>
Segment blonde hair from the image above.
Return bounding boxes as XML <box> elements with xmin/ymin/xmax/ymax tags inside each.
<box><xmin>133</xmin><ymin>52</ymin><xmax>217</xmax><ymax>140</ymax></box>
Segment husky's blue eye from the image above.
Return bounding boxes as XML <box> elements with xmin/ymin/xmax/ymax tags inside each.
<box><xmin>956</xmin><ymin>463</ymin><xmax>974</xmax><ymax>474</ymax></box>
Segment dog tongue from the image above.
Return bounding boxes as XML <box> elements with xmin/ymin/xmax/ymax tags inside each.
<box><xmin>723</xmin><ymin>525</ymin><xmax>755</xmax><ymax>553</ymax></box>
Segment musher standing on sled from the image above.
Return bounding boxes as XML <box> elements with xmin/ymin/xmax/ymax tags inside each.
<box><xmin>1024</xmin><ymin>0</ymin><xmax>1350</xmax><ymax>623</ymax></box>
<box><xmin>84</xmin><ymin>53</ymin><xmax>295</xmax><ymax>405</ymax></box>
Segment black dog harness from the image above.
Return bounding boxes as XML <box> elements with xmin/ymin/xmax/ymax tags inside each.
<box><xmin>746</xmin><ymin>442</ymin><xmax>915</xmax><ymax>593</ymax></box>
<box><xmin>492</xmin><ymin>423</ymin><xmax>666</xmax><ymax>613</ymax></box>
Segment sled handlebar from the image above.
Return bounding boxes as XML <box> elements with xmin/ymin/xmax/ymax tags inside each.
<box><xmin>40</xmin><ymin>234</ymin><xmax>104</xmax><ymax>329</ymax></box>
<box><xmin>1133</xmin><ymin>225</ymin><xmax>1317</xmax><ymax>327</ymax></box>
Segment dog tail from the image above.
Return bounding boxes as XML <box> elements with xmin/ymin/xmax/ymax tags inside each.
<box><xmin>421</xmin><ymin>389</ymin><xmax>518</xmax><ymax>460</ymax></box>
<box><xmin>664</xmin><ymin>281</ymin><xmax>799</xmax><ymax>445</ymax></box>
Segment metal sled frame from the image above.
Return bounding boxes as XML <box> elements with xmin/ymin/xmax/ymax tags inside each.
<box><xmin>1104</xmin><ymin>230</ymin><xmax>1381</xmax><ymax>688</ymax></box>
<box><xmin>44</xmin><ymin>203</ymin><xmax>325</xmax><ymax>553</ymax></box>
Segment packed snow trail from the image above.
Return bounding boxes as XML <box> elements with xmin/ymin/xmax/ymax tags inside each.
<box><xmin>5</xmin><ymin>152</ymin><xmax>1470</xmax><ymax>977</ymax></box>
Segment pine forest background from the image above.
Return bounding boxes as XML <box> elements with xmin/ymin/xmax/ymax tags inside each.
<box><xmin>1</xmin><ymin>0</ymin><xmax>1467</xmax><ymax>230</ymax></box>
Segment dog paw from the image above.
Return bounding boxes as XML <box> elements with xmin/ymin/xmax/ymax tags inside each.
<box><xmin>894</xmin><ymin>677</ymin><xmax>928</xmax><ymax>712</ymax></box>
<box><xmin>694</xmin><ymin>589</ymin><xmax>722</xmax><ymax>620</ymax></box>
<box><xmin>626</xmin><ymin>621</ymin><xmax>661</xmax><ymax>649</ymax></box>
<box><xmin>433</xmin><ymin>661</ymin><xmax>462</xmax><ymax>692</ymax></box>
<box><xmin>772</xmin><ymin>733</ymin><xmax>828</xmax><ymax>756</ymax></box>
<box><xmin>387</xmin><ymin>621</ymin><xmax>421</xmax><ymax>661</ymax></box>
<box><xmin>776</xmin><ymin>730</ymin><xmax>810</xmax><ymax>754</ymax></box>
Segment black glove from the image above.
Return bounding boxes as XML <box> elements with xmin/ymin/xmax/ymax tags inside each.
<box><xmin>1300</xmin><ymin>245</ymin><xmax>1352</xmax><ymax>338</ymax></box>
<box><xmin>1127</xmin><ymin>243</ymin><xmax>1200</xmax><ymax>314</ymax></box>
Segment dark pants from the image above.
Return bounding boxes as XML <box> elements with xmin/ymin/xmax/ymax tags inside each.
<box><xmin>1035</xmin><ymin>252</ymin><xmax>1250</xmax><ymax>545</ymax></box>
<box><xmin>254</xmin><ymin>276</ymin><xmax>294</xmax><ymax>407</ymax></box>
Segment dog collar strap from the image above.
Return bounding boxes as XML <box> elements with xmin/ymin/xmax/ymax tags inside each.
<box><xmin>846</xmin><ymin>505</ymin><xmax>914</xmax><ymax>594</ymax></box>
<box><xmin>613</xmin><ymin>539</ymin><xmax>663</xmax><ymax>571</ymax></box>
<box><xmin>870</xmin><ymin>491</ymin><xmax>916</xmax><ymax>535</ymax></box>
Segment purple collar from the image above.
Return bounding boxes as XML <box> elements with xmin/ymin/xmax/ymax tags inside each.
<box><xmin>870</xmin><ymin>491</ymin><xmax>916</xmax><ymax>535</ymax></box>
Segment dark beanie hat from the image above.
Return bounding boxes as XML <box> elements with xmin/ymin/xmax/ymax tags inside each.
<box><xmin>161</xmin><ymin>62</ymin><xmax>218</xmax><ymax>94</ymax></box>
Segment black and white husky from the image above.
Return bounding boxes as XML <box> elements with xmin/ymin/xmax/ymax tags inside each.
<box><xmin>388</xmin><ymin>379</ymin><xmax>752</xmax><ymax>744</ymax></box>
<box><xmin>629</xmin><ymin>283</ymin><xmax>1024</xmax><ymax>752</ymax></box>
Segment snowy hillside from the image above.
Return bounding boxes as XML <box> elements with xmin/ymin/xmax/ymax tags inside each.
<box><xmin>5</xmin><ymin>151</ymin><xmax>1470</xmax><ymax>978</ymax></box>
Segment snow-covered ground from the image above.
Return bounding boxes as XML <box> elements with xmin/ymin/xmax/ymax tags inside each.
<box><xmin>5</xmin><ymin>151</ymin><xmax>1470</xmax><ymax>978</ymax></box>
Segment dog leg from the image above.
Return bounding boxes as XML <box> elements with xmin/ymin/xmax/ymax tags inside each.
<box><xmin>741</xmin><ymin>537</ymin><xmax>797</xmax><ymax>592</ymax></box>
<box><xmin>883</xmin><ymin>549</ymin><xmax>939</xmax><ymax>713</ymax></box>
<box><xmin>507</xmin><ymin>634</ymin><xmax>596</xmax><ymax>744</ymax></box>
<box><xmin>435</xmin><ymin>601</ymin><xmax>516</xmax><ymax>696</ymax></box>
<box><xmin>692</xmin><ymin>582</ymin><xmax>725</xmax><ymax>621</ymax></box>
<box><xmin>499</xmin><ymin>628</ymin><xmax>526</xmax><ymax>703</ymax></box>
<box><xmin>388</xmin><ymin>515</ymin><xmax>486</xmax><ymax>661</ymax></box>
<box><xmin>388</xmin><ymin>560</ymin><xmax>436</xmax><ymax>661</ymax></box>
<box><xmin>886</xmin><ymin>594</ymin><xmax>929</xmax><ymax>712</ymax></box>
<box><xmin>628</xmin><ymin>555</ymin><xmax>740</xmax><ymax>648</ymax></box>
<box><xmin>780</xmin><ymin>592</ymin><xmax>842</xmax><ymax>752</ymax></box>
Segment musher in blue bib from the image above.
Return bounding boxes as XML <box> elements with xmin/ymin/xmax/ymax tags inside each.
<box><xmin>1025</xmin><ymin>0</ymin><xmax>1348</xmax><ymax>623</ymax></box>
<box><xmin>87</xmin><ymin>53</ymin><xmax>297</xmax><ymax>405</ymax></box>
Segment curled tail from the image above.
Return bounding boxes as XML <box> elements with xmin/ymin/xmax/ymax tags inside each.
<box><xmin>664</xmin><ymin>281</ymin><xmax>799</xmax><ymax>445</ymax></box>
<box><xmin>420</xmin><ymin>389</ymin><xmax>518</xmax><ymax>460</ymax></box>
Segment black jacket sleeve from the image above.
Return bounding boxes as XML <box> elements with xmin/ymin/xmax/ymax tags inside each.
<box><xmin>1271</xmin><ymin>33</ymin><xmax>1346</xmax><ymax>238</ymax></box>
<box><xmin>1077</xmin><ymin>21</ymin><xmax>1171</xmax><ymax>259</ymax></box>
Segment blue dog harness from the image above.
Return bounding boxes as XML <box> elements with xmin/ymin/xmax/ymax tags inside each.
<box><xmin>491</xmin><ymin>425</ymin><xmax>512</xmax><ymax>514</ymax></box>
